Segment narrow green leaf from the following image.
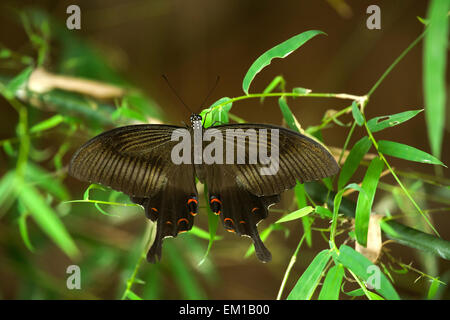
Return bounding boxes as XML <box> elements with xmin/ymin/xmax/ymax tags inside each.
<box><xmin>318</xmin><ymin>264</ymin><xmax>344</xmax><ymax>300</ymax></box>
<box><xmin>287</xmin><ymin>249</ymin><xmax>331</xmax><ymax>300</ymax></box>
<box><xmin>292</xmin><ymin>87</ymin><xmax>311</xmax><ymax>94</ymax></box>
<box><xmin>295</xmin><ymin>183</ymin><xmax>312</xmax><ymax>247</ymax></box>
<box><xmin>18</xmin><ymin>213</ymin><xmax>35</xmax><ymax>252</ymax></box>
<box><xmin>378</xmin><ymin>140</ymin><xmax>445</xmax><ymax>166</ymax></box>
<box><xmin>355</xmin><ymin>157</ymin><xmax>384</xmax><ymax>246</ymax></box>
<box><xmin>367</xmin><ymin>109</ymin><xmax>423</xmax><ymax>133</ymax></box>
<box><xmin>29</xmin><ymin>115</ymin><xmax>65</xmax><ymax>133</ymax></box>
<box><xmin>315</xmin><ymin>206</ymin><xmax>333</xmax><ymax>218</ymax></box>
<box><xmin>2</xmin><ymin>66</ymin><xmax>33</xmax><ymax>99</ymax></box>
<box><xmin>165</xmin><ymin>242</ymin><xmax>206</xmax><ymax>299</ymax></box>
<box><xmin>189</xmin><ymin>226</ymin><xmax>222</xmax><ymax>241</ymax></box>
<box><xmin>126</xmin><ymin>291</ymin><xmax>143</xmax><ymax>300</ymax></box>
<box><xmin>261</xmin><ymin>75</ymin><xmax>285</xmax><ymax>103</ymax></box>
<box><xmin>337</xmin><ymin>245</ymin><xmax>400</xmax><ymax>300</ymax></box>
<box><xmin>242</xmin><ymin>30</ymin><xmax>326</xmax><ymax>94</ymax></box>
<box><xmin>278</xmin><ymin>97</ymin><xmax>300</xmax><ymax>132</ymax></box>
<box><xmin>423</xmin><ymin>0</ymin><xmax>449</xmax><ymax>159</ymax></box>
<box><xmin>19</xmin><ymin>184</ymin><xmax>79</xmax><ymax>259</ymax></box>
<box><xmin>275</xmin><ymin>206</ymin><xmax>314</xmax><ymax>224</ymax></box>
<box><xmin>351</xmin><ymin>101</ymin><xmax>364</xmax><ymax>126</ymax></box>
<box><xmin>427</xmin><ymin>278</ymin><xmax>441</xmax><ymax>300</ymax></box>
<box><xmin>342</xmin><ymin>288</ymin><xmax>365</xmax><ymax>297</ymax></box>
<box><xmin>338</xmin><ymin>136</ymin><xmax>372</xmax><ymax>190</ymax></box>
<box><xmin>200</xmin><ymin>97</ymin><xmax>232</xmax><ymax>128</ymax></box>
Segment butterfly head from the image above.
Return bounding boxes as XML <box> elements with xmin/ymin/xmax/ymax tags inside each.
<box><xmin>190</xmin><ymin>114</ymin><xmax>203</xmax><ymax>130</ymax></box>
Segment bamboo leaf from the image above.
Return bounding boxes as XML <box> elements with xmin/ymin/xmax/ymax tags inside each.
<box><xmin>287</xmin><ymin>249</ymin><xmax>331</xmax><ymax>300</ymax></box>
<box><xmin>318</xmin><ymin>264</ymin><xmax>344</xmax><ymax>300</ymax></box>
<box><xmin>2</xmin><ymin>66</ymin><xmax>33</xmax><ymax>99</ymax></box>
<box><xmin>278</xmin><ymin>97</ymin><xmax>300</xmax><ymax>132</ymax></box>
<box><xmin>367</xmin><ymin>109</ymin><xmax>423</xmax><ymax>133</ymax></box>
<box><xmin>337</xmin><ymin>245</ymin><xmax>400</xmax><ymax>300</ymax></box>
<box><xmin>338</xmin><ymin>136</ymin><xmax>372</xmax><ymax>190</ymax></box>
<box><xmin>19</xmin><ymin>184</ymin><xmax>79</xmax><ymax>259</ymax></box>
<box><xmin>427</xmin><ymin>278</ymin><xmax>441</xmax><ymax>300</ymax></box>
<box><xmin>275</xmin><ymin>206</ymin><xmax>314</xmax><ymax>224</ymax></box>
<box><xmin>423</xmin><ymin>0</ymin><xmax>449</xmax><ymax>159</ymax></box>
<box><xmin>351</xmin><ymin>101</ymin><xmax>364</xmax><ymax>126</ymax></box>
<box><xmin>378</xmin><ymin>140</ymin><xmax>446</xmax><ymax>166</ymax></box>
<box><xmin>355</xmin><ymin>157</ymin><xmax>384</xmax><ymax>246</ymax></box>
<box><xmin>29</xmin><ymin>114</ymin><xmax>65</xmax><ymax>133</ymax></box>
<box><xmin>260</xmin><ymin>75</ymin><xmax>285</xmax><ymax>102</ymax></box>
<box><xmin>200</xmin><ymin>97</ymin><xmax>232</xmax><ymax>128</ymax></box>
<box><xmin>242</xmin><ymin>30</ymin><xmax>325</xmax><ymax>94</ymax></box>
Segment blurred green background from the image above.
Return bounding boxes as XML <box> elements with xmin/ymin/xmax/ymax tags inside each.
<box><xmin>0</xmin><ymin>0</ymin><xmax>448</xmax><ymax>299</ymax></box>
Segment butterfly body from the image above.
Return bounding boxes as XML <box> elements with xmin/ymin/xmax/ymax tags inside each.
<box><xmin>69</xmin><ymin>114</ymin><xmax>339</xmax><ymax>263</ymax></box>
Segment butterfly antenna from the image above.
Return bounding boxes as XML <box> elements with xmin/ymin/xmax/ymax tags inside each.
<box><xmin>162</xmin><ymin>74</ymin><xmax>193</xmax><ymax>114</ymax></box>
<box><xmin>199</xmin><ymin>76</ymin><xmax>220</xmax><ymax>110</ymax></box>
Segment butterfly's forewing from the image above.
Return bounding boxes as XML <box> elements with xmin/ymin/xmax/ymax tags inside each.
<box><xmin>204</xmin><ymin>123</ymin><xmax>339</xmax><ymax>196</ymax></box>
<box><xmin>69</xmin><ymin>124</ymin><xmax>198</xmax><ymax>262</ymax></box>
<box><xmin>200</xmin><ymin>123</ymin><xmax>339</xmax><ymax>261</ymax></box>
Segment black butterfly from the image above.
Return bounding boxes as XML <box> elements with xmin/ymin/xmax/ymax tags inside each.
<box><xmin>69</xmin><ymin>113</ymin><xmax>339</xmax><ymax>263</ymax></box>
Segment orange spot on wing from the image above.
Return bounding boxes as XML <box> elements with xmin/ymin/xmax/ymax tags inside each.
<box><xmin>190</xmin><ymin>211</ymin><xmax>197</xmax><ymax>216</ymax></box>
<box><xmin>187</xmin><ymin>198</ymin><xmax>198</xmax><ymax>205</ymax></box>
<box><xmin>239</xmin><ymin>220</ymin><xmax>246</xmax><ymax>224</ymax></box>
<box><xmin>210</xmin><ymin>198</ymin><xmax>222</xmax><ymax>205</ymax></box>
<box><xmin>214</xmin><ymin>210</ymin><xmax>221</xmax><ymax>216</ymax></box>
<box><xmin>177</xmin><ymin>218</ymin><xmax>189</xmax><ymax>225</ymax></box>
<box><xmin>251</xmin><ymin>207</ymin><xmax>259</xmax><ymax>213</ymax></box>
<box><xmin>224</xmin><ymin>218</ymin><xmax>235</xmax><ymax>225</ymax></box>
<box><xmin>166</xmin><ymin>221</ymin><xmax>172</xmax><ymax>225</ymax></box>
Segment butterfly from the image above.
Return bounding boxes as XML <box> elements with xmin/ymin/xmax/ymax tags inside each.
<box><xmin>69</xmin><ymin>113</ymin><xmax>339</xmax><ymax>263</ymax></box>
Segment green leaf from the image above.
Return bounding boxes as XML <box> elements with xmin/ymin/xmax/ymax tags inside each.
<box><xmin>260</xmin><ymin>75</ymin><xmax>285</xmax><ymax>103</ymax></box>
<box><xmin>367</xmin><ymin>109</ymin><xmax>423</xmax><ymax>133</ymax></box>
<box><xmin>275</xmin><ymin>206</ymin><xmax>314</xmax><ymax>224</ymax></box>
<box><xmin>423</xmin><ymin>0</ymin><xmax>449</xmax><ymax>159</ymax></box>
<box><xmin>25</xmin><ymin>163</ymin><xmax>70</xmax><ymax>200</ymax></box>
<box><xmin>2</xmin><ymin>66</ymin><xmax>33</xmax><ymax>99</ymax></box>
<box><xmin>292</xmin><ymin>87</ymin><xmax>311</xmax><ymax>94</ymax></box>
<box><xmin>29</xmin><ymin>115</ymin><xmax>65</xmax><ymax>133</ymax></box>
<box><xmin>338</xmin><ymin>136</ymin><xmax>372</xmax><ymax>190</ymax></box>
<box><xmin>295</xmin><ymin>183</ymin><xmax>312</xmax><ymax>247</ymax></box>
<box><xmin>189</xmin><ymin>226</ymin><xmax>222</xmax><ymax>241</ymax></box>
<box><xmin>355</xmin><ymin>157</ymin><xmax>384</xmax><ymax>246</ymax></box>
<box><xmin>126</xmin><ymin>291</ymin><xmax>143</xmax><ymax>300</ymax></box>
<box><xmin>200</xmin><ymin>97</ymin><xmax>232</xmax><ymax>128</ymax></box>
<box><xmin>351</xmin><ymin>101</ymin><xmax>364</xmax><ymax>126</ymax></box>
<box><xmin>380</xmin><ymin>220</ymin><xmax>450</xmax><ymax>260</ymax></box>
<box><xmin>278</xmin><ymin>97</ymin><xmax>300</xmax><ymax>132</ymax></box>
<box><xmin>19</xmin><ymin>184</ymin><xmax>79</xmax><ymax>259</ymax></box>
<box><xmin>427</xmin><ymin>278</ymin><xmax>441</xmax><ymax>300</ymax></box>
<box><xmin>18</xmin><ymin>211</ymin><xmax>35</xmax><ymax>252</ymax></box>
<box><xmin>165</xmin><ymin>242</ymin><xmax>206</xmax><ymax>299</ymax></box>
<box><xmin>287</xmin><ymin>249</ymin><xmax>331</xmax><ymax>300</ymax></box>
<box><xmin>337</xmin><ymin>245</ymin><xmax>400</xmax><ymax>300</ymax></box>
<box><xmin>318</xmin><ymin>264</ymin><xmax>344</xmax><ymax>300</ymax></box>
<box><xmin>242</xmin><ymin>30</ymin><xmax>326</xmax><ymax>94</ymax></box>
<box><xmin>378</xmin><ymin>140</ymin><xmax>445</xmax><ymax>166</ymax></box>
<box><xmin>315</xmin><ymin>206</ymin><xmax>333</xmax><ymax>218</ymax></box>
